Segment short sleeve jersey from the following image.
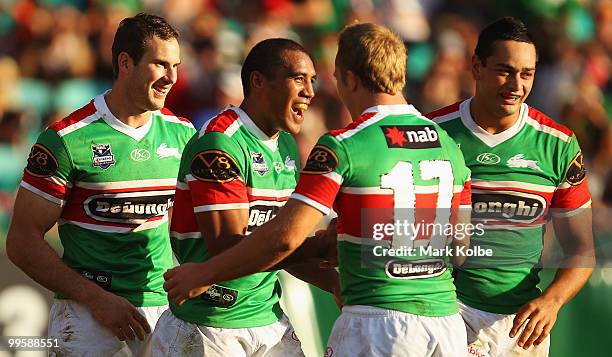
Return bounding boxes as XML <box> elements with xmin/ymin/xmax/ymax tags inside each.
<box><xmin>291</xmin><ymin>104</ymin><xmax>472</xmax><ymax>317</ymax></box>
<box><xmin>169</xmin><ymin>106</ymin><xmax>300</xmax><ymax>328</ymax></box>
<box><xmin>427</xmin><ymin>99</ymin><xmax>591</xmax><ymax>314</ymax></box>
<box><xmin>21</xmin><ymin>93</ymin><xmax>195</xmax><ymax>306</ymax></box>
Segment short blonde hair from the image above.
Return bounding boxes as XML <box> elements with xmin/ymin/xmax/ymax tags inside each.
<box><xmin>336</xmin><ymin>23</ymin><xmax>406</xmax><ymax>95</ymax></box>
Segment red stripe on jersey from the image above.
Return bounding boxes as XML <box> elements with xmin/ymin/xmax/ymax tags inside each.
<box><xmin>60</xmin><ymin>208</ymin><xmax>139</xmax><ymax>229</ymax></box>
<box><xmin>460</xmin><ymin>181</ymin><xmax>472</xmax><ymax>206</ymax></box>
<box><xmin>170</xmin><ymin>188</ymin><xmax>199</xmax><ymax>233</ymax></box>
<box><xmin>328</xmin><ymin>112</ymin><xmax>377</xmax><ymax>137</ymax></box>
<box><xmin>205</xmin><ymin>109</ymin><xmax>239</xmax><ymax>134</ymax></box>
<box><xmin>189</xmin><ymin>179</ymin><xmax>248</xmax><ymax>206</ymax></box>
<box><xmin>335</xmin><ymin>191</ymin><xmax>464</xmax><ymax>239</ymax></box>
<box><xmin>294</xmin><ymin>174</ymin><xmax>341</xmax><ymax>210</ymax></box>
<box><xmin>551</xmin><ymin>179</ymin><xmax>591</xmax><ymax>210</ymax></box>
<box><xmin>49</xmin><ymin>101</ymin><xmax>96</xmax><ymax>132</ymax></box>
<box><xmin>424</xmin><ymin>102</ymin><xmax>461</xmax><ymax>120</ymax></box>
<box><xmin>247</xmin><ymin>194</ymin><xmax>290</xmax><ymax>202</ymax></box>
<box><xmin>527</xmin><ymin>107</ymin><xmax>573</xmax><ymax>137</ymax></box>
<box><xmin>471</xmin><ymin>184</ymin><xmax>555</xmax><ymax>203</ymax></box>
<box><xmin>160</xmin><ymin>107</ymin><xmax>192</xmax><ymax>124</ymax></box>
<box><xmin>22</xmin><ymin>172</ymin><xmax>68</xmax><ymax>200</ymax></box>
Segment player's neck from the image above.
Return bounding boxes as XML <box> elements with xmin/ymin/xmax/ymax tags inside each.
<box><xmin>349</xmin><ymin>92</ymin><xmax>407</xmax><ymax>121</ymax></box>
<box><xmin>105</xmin><ymin>89</ymin><xmax>151</xmax><ymax>129</ymax></box>
<box><xmin>239</xmin><ymin>100</ymin><xmax>279</xmax><ymax>139</ymax></box>
<box><xmin>469</xmin><ymin>96</ymin><xmax>520</xmax><ymax>134</ymax></box>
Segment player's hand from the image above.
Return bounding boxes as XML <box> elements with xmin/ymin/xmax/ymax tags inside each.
<box><xmin>510</xmin><ymin>295</ymin><xmax>562</xmax><ymax>349</ymax></box>
<box><xmin>86</xmin><ymin>290</ymin><xmax>151</xmax><ymax>341</ymax></box>
<box><xmin>164</xmin><ymin>263</ymin><xmax>211</xmax><ymax>307</ymax></box>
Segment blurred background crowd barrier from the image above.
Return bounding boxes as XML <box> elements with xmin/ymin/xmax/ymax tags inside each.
<box><xmin>0</xmin><ymin>0</ymin><xmax>611</xmax><ymax>356</ymax></box>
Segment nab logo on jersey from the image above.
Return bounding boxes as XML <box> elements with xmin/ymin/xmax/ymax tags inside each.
<box><xmin>381</xmin><ymin>125</ymin><xmax>441</xmax><ymax>149</ymax></box>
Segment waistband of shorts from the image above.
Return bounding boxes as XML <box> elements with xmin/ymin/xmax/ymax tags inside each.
<box><xmin>342</xmin><ymin>305</ymin><xmax>415</xmax><ymax>318</ymax></box>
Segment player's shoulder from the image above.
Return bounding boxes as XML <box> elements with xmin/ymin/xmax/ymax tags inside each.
<box><xmin>425</xmin><ymin>101</ymin><xmax>462</xmax><ymax>124</ymax></box>
<box><xmin>523</xmin><ymin>105</ymin><xmax>574</xmax><ymax>142</ymax></box>
<box><xmin>157</xmin><ymin>107</ymin><xmax>195</xmax><ymax>131</ymax></box>
<box><xmin>48</xmin><ymin>100</ymin><xmax>98</xmax><ymax>137</ymax></box>
<box><xmin>198</xmin><ymin>108</ymin><xmax>242</xmax><ymax>138</ymax></box>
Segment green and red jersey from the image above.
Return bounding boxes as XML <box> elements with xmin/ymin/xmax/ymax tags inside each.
<box><xmin>427</xmin><ymin>98</ymin><xmax>591</xmax><ymax>314</ymax></box>
<box><xmin>170</xmin><ymin>105</ymin><xmax>300</xmax><ymax>328</ymax></box>
<box><xmin>21</xmin><ymin>93</ymin><xmax>195</xmax><ymax>306</ymax></box>
<box><xmin>291</xmin><ymin>104</ymin><xmax>472</xmax><ymax>316</ymax></box>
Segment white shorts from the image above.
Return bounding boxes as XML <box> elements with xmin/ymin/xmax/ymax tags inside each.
<box><xmin>458</xmin><ymin>300</ymin><xmax>550</xmax><ymax>357</ymax></box>
<box><xmin>150</xmin><ymin>309</ymin><xmax>304</xmax><ymax>357</ymax></box>
<box><xmin>326</xmin><ymin>305</ymin><xmax>467</xmax><ymax>357</ymax></box>
<box><xmin>48</xmin><ymin>299</ymin><xmax>167</xmax><ymax>357</ymax></box>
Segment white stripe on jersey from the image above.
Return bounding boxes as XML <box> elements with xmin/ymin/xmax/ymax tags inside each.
<box><xmin>59</xmin><ymin>216</ymin><xmax>167</xmax><ymax>233</ymax></box>
<box><xmin>158</xmin><ymin>112</ymin><xmax>195</xmax><ymax>129</ymax></box>
<box><xmin>46</xmin><ymin>175</ymin><xmax>71</xmax><ymax>188</ymax></box>
<box><xmin>20</xmin><ymin>181</ymin><xmax>65</xmax><ymax>206</ymax></box>
<box><xmin>551</xmin><ymin>199</ymin><xmax>592</xmax><ymax>217</ymax></box>
<box><xmin>524</xmin><ymin>115</ymin><xmax>571</xmax><ymax>142</ymax></box>
<box><xmin>247</xmin><ymin>187</ymin><xmax>294</xmax><ymax>198</ymax></box>
<box><xmin>193</xmin><ymin>202</ymin><xmax>250</xmax><ymax>212</ymax></box>
<box><xmin>75</xmin><ymin>178</ymin><xmax>178</xmax><ymax>190</ymax></box>
<box><xmin>170</xmin><ymin>231</ymin><xmax>202</xmax><ymax>240</ymax></box>
<box><xmin>249</xmin><ymin>200</ymin><xmax>287</xmax><ymax>207</ymax></box>
<box><xmin>340</xmin><ymin>185</ymin><xmax>466</xmax><ymax>195</ymax></box>
<box><xmin>290</xmin><ymin>193</ymin><xmax>331</xmax><ymax>215</ymax></box>
<box><xmin>471</xmin><ymin>179</ymin><xmax>556</xmax><ymax>193</ymax></box>
<box><xmin>323</xmin><ymin>171</ymin><xmax>344</xmax><ymax>185</ymax></box>
<box><xmin>81</xmin><ymin>189</ymin><xmax>175</xmax><ymax>199</ymax></box>
<box><xmin>56</xmin><ymin>112</ymin><xmax>99</xmax><ymax>137</ymax></box>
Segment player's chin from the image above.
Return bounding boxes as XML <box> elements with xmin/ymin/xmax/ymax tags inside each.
<box><xmin>285</xmin><ymin>113</ymin><xmax>304</xmax><ymax>134</ymax></box>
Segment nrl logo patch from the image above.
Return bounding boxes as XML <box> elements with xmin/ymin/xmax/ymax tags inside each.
<box><xmin>92</xmin><ymin>144</ymin><xmax>115</xmax><ymax>170</ymax></box>
<box><xmin>251</xmin><ymin>152</ymin><xmax>269</xmax><ymax>176</ymax></box>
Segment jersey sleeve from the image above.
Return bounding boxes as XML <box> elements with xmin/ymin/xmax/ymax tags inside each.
<box><xmin>551</xmin><ymin>135</ymin><xmax>591</xmax><ymax>217</ymax></box>
<box><xmin>185</xmin><ymin>132</ymin><xmax>249</xmax><ymax>213</ymax></box>
<box><xmin>290</xmin><ymin>134</ymin><xmax>350</xmax><ymax>215</ymax></box>
<box><xmin>20</xmin><ymin>129</ymin><xmax>74</xmax><ymax>206</ymax></box>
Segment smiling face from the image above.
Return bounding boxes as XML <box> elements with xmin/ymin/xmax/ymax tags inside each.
<box><xmin>262</xmin><ymin>50</ymin><xmax>316</xmax><ymax>135</ymax></box>
<box><xmin>124</xmin><ymin>36</ymin><xmax>180</xmax><ymax>112</ymax></box>
<box><xmin>473</xmin><ymin>40</ymin><xmax>536</xmax><ymax>120</ymax></box>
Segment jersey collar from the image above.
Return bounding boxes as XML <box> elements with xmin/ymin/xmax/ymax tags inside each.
<box><xmin>229</xmin><ymin>105</ymin><xmax>279</xmax><ymax>152</ymax></box>
<box><xmin>362</xmin><ymin>104</ymin><xmax>422</xmax><ymax>117</ymax></box>
<box><xmin>460</xmin><ymin>97</ymin><xmax>526</xmax><ymax>148</ymax></box>
<box><xmin>94</xmin><ymin>91</ymin><xmax>153</xmax><ymax>141</ymax></box>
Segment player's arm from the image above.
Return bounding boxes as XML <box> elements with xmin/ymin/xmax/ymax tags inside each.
<box><xmin>165</xmin><ymin>139</ymin><xmax>346</xmax><ymax>306</ymax></box>
<box><xmin>6</xmin><ymin>189</ymin><xmax>150</xmax><ymax>341</ymax></box>
<box><xmin>512</xmin><ymin>146</ymin><xmax>594</xmax><ymax>349</ymax></box>
<box><xmin>166</xmin><ymin>199</ymin><xmax>326</xmax><ymax>305</ymax></box>
<box><xmin>511</xmin><ymin>209</ymin><xmax>594</xmax><ymax>349</ymax></box>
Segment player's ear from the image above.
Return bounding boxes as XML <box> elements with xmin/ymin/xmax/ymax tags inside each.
<box><xmin>249</xmin><ymin>71</ymin><xmax>266</xmax><ymax>92</ymax></box>
<box><xmin>346</xmin><ymin>70</ymin><xmax>359</xmax><ymax>92</ymax></box>
<box><xmin>117</xmin><ymin>52</ymin><xmax>133</xmax><ymax>76</ymax></box>
<box><xmin>471</xmin><ymin>54</ymin><xmax>482</xmax><ymax>80</ymax></box>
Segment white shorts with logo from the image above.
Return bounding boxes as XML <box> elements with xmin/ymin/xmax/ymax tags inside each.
<box><xmin>48</xmin><ymin>299</ymin><xmax>167</xmax><ymax>357</ymax></box>
<box><xmin>326</xmin><ymin>305</ymin><xmax>467</xmax><ymax>357</ymax></box>
<box><xmin>150</xmin><ymin>309</ymin><xmax>304</xmax><ymax>357</ymax></box>
<box><xmin>458</xmin><ymin>300</ymin><xmax>550</xmax><ymax>357</ymax></box>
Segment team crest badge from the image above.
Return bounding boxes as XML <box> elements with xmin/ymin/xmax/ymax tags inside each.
<box><xmin>251</xmin><ymin>152</ymin><xmax>269</xmax><ymax>176</ymax></box>
<box><xmin>92</xmin><ymin>144</ymin><xmax>115</xmax><ymax>170</ymax></box>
